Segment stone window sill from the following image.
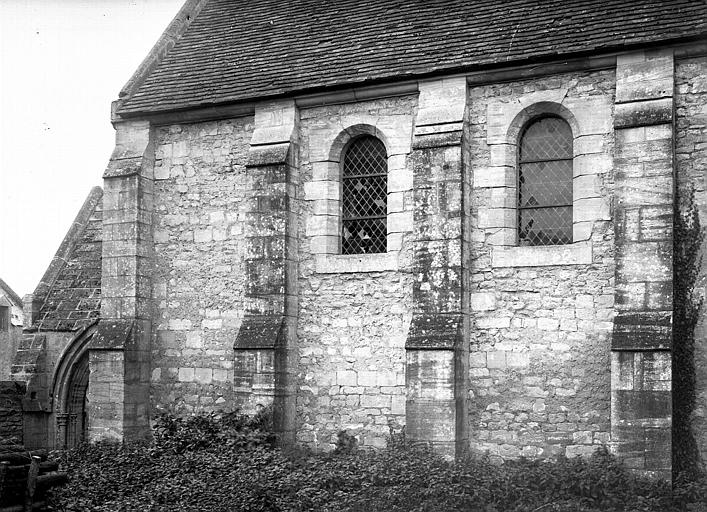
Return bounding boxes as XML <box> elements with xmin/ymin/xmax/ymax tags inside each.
<box><xmin>492</xmin><ymin>241</ymin><xmax>592</xmax><ymax>268</ymax></box>
<box><xmin>315</xmin><ymin>252</ymin><xmax>399</xmax><ymax>274</ymax></box>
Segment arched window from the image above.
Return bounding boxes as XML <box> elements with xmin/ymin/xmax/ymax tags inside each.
<box><xmin>518</xmin><ymin>116</ymin><xmax>573</xmax><ymax>246</ymax></box>
<box><xmin>341</xmin><ymin>135</ymin><xmax>388</xmax><ymax>254</ymax></box>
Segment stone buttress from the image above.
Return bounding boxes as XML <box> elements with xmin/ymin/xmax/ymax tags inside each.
<box><xmin>91</xmin><ymin>120</ymin><xmax>155</xmax><ymax>442</ymax></box>
<box><xmin>234</xmin><ymin>101</ymin><xmax>299</xmax><ymax>443</ymax></box>
<box><xmin>405</xmin><ymin>78</ymin><xmax>470</xmax><ymax>457</ymax></box>
<box><xmin>611</xmin><ymin>50</ymin><xmax>675</xmax><ymax>479</ymax></box>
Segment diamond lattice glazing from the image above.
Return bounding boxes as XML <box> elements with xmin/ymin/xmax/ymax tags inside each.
<box><xmin>518</xmin><ymin>117</ymin><xmax>573</xmax><ymax>246</ymax></box>
<box><xmin>342</xmin><ymin>136</ymin><xmax>388</xmax><ymax>254</ymax></box>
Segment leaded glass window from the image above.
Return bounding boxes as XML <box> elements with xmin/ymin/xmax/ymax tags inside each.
<box><xmin>518</xmin><ymin>117</ymin><xmax>573</xmax><ymax>246</ymax></box>
<box><xmin>341</xmin><ymin>136</ymin><xmax>387</xmax><ymax>254</ymax></box>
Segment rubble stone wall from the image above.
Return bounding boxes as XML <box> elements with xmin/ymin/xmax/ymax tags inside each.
<box><xmin>465</xmin><ymin>69</ymin><xmax>616</xmax><ymax>461</ymax></box>
<box><xmin>0</xmin><ymin>327</ymin><xmax>22</xmax><ymax>380</ymax></box>
<box><xmin>0</xmin><ymin>381</ymin><xmax>25</xmax><ymax>443</ymax></box>
<box><xmin>296</xmin><ymin>96</ymin><xmax>417</xmax><ymax>450</ymax></box>
<box><xmin>151</xmin><ymin>117</ymin><xmax>254</xmax><ymax>413</ymax></box>
<box><xmin>676</xmin><ymin>56</ymin><xmax>707</xmax><ymax>465</ymax></box>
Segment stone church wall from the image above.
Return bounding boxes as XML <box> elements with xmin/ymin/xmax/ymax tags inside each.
<box><xmin>136</xmin><ymin>54</ymin><xmax>706</xmax><ymax>464</ymax></box>
<box><xmin>676</xmin><ymin>56</ymin><xmax>707</xmax><ymax>464</ymax></box>
<box><xmin>465</xmin><ymin>69</ymin><xmax>616</xmax><ymax>460</ymax></box>
<box><xmin>296</xmin><ymin>96</ymin><xmax>417</xmax><ymax>449</ymax></box>
<box><xmin>0</xmin><ymin>381</ymin><xmax>25</xmax><ymax>443</ymax></box>
<box><xmin>151</xmin><ymin>117</ymin><xmax>254</xmax><ymax>414</ymax></box>
<box><xmin>0</xmin><ymin>326</ymin><xmax>22</xmax><ymax>380</ymax></box>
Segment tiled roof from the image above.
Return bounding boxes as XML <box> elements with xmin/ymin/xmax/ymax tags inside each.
<box><xmin>118</xmin><ymin>0</ymin><xmax>707</xmax><ymax>115</ymax></box>
<box><xmin>34</xmin><ymin>188</ymin><xmax>103</xmax><ymax>332</ymax></box>
<box><xmin>0</xmin><ymin>279</ymin><xmax>22</xmax><ymax>308</ymax></box>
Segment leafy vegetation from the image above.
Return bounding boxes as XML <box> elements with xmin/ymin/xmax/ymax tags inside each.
<box><xmin>673</xmin><ymin>185</ymin><xmax>706</xmax><ymax>479</ymax></box>
<box><xmin>47</xmin><ymin>410</ymin><xmax>707</xmax><ymax>512</ymax></box>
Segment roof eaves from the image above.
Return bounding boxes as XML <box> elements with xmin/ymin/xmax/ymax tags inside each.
<box><xmin>115</xmin><ymin>31</ymin><xmax>707</xmax><ymax>119</ymax></box>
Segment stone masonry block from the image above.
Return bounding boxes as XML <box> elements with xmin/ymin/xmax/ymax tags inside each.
<box><xmin>573</xmin><ymin>134</ymin><xmax>605</xmax><ymax>156</ymax></box>
<box><xmin>486</xmin><ymin>228</ymin><xmax>516</xmax><ymax>246</ymax></box>
<box><xmin>311</xmin><ymin>161</ymin><xmax>339</xmax><ymax>181</ymax></box>
<box><xmin>478</xmin><ymin>208</ymin><xmax>514</xmax><ymax>229</ymax></box>
<box><xmin>406</xmin><ymin>349</ymin><xmax>455</xmax><ymax>399</ymax></box>
<box><xmin>473</xmin><ymin>166</ymin><xmax>515</xmax><ymax>188</ymax></box>
<box><xmin>417</xmin><ymin>77</ymin><xmax>467</xmax><ymax>125</ymax></box>
<box><xmin>574</xmin><ymin>154</ymin><xmax>612</xmax><ymax>177</ymax></box>
<box><xmin>337</xmin><ymin>370</ymin><xmax>357</xmax><ymax>386</ymax></box>
<box><xmin>617</xmin><ymin>242</ymin><xmax>671</xmax><ymax>282</ymax></box>
<box><xmin>476</xmin><ymin>317</ymin><xmax>511</xmax><ymax>329</ymax></box>
<box><xmin>388</xmin><ymin>211</ymin><xmax>413</xmax><ymax>233</ymax></box>
<box><xmin>573</xmin><ymin>174</ymin><xmax>602</xmax><ymax>200</ymax></box>
<box><xmin>615</xmin><ymin>98</ymin><xmax>673</xmax><ymax>129</ymax></box>
<box><xmin>506</xmin><ymin>352</ymin><xmax>529</xmax><ymax>368</ymax></box>
<box><xmin>213</xmin><ymin>369</ymin><xmax>229</xmax><ymax>382</ymax></box>
<box><xmin>644</xmin><ymin>124</ymin><xmax>672</xmax><ymax>141</ymax></box>
<box><xmin>563</xmin><ymin>96</ymin><xmax>613</xmax><ymax>137</ymax></box>
<box><xmin>485</xmin><ymin>187</ymin><xmax>517</xmax><ymax>209</ymax></box>
<box><xmin>618</xmin><ymin>175</ymin><xmax>672</xmax><ymax>208</ymax></box>
<box><xmin>169</xmin><ymin>319</ymin><xmax>192</xmax><ymax>330</ymax></box>
<box><xmin>489</xmin><ymin>144</ymin><xmax>516</xmax><ymax>167</ymax></box>
<box><xmin>387</xmin><ymin>232</ymin><xmax>404</xmax><ymax>251</ymax></box>
<box><xmin>186</xmin><ymin>331</ymin><xmax>202</xmax><ymax>348</ymax></box>
<box><xmin>469</xmin><ymin>352</ymin><xmax>487</xmax><ymax>368</ymax></box>
<box><xmin>154</xmin><ymin>165</ymin><xmax>170</xmax><ymax>180</ymax></box>
<box><xmin>573</xmin><ymin>221</ymin><xmax>593</xmax><ymax>242</ymax></box>
<box><xmin>310</xmin><ymin>235</ymin><xmax>339</xmax><ymax>255</ymax></box>
<box><xmin>178</xmin><ymin>367</ymin><xmax>194</xmax><ymax>382</ymax></box>
<box><xmin>361</xmin><ymin>394</ymin><xmax>392</xmax><ymax>409</ymax></box>
<box><xmin>574</xmin><ymin>197</ymin><xmax>610</xmax><ymax>222</ymax></box>
<box><xmin>388</xmin><ymin>191</ymin><xmax>405</xmax><ymax>213</ymax></box>
<box><xmin>312</xmin><ymin>198</ymin><xmax>341</xmax><ymax>216</ymax></box>
<box><xmin>358</xmin><ymin>371</ymin><xmax>377</xmax><ymax>387</ymax></box>
<box><xmin>194</xmin><ymin>368</ymin><xmax>212</xmax><ymax>384</ymax></box>
<box><xmin>374</xmin><ymin>115</ymin><xmax>414</xmax><ymax>156</ymax></box>
<box><xmin>306</xmin><ymin>215</ymin><xmax>338</xmax><ymax>237</ymax></box>
<box><xmin>304</xmin><ymin>180</ymin><xmax>340</xmax><ymax>201</ymax></box>
<box><xmin>486</xmin><ymin>351</ymin><xmax>506</xmax><ymax>369</ymax></box>
<box><xmin>251</xmin><ymin>99</ymin><xmax>297</xmax><ymax>146</ymax></box>
<box><xmin>377</xmin><ymin>372</ymin><xmax>397</xmax><ymax>387</ymax></box>
<box><xmin>470</xmin><ymin>292</ymin><xmax>496</xmax><ymax>311</ymax></box>
<box><xmin>388</xmin><ymin>154</ymin><xmax>406</xmax><ymax>171</ymax></box>
<box><xmin>616</xmin><ymin>54</ymin><xmax>673</xmax><ymax>104</ymax></box>
<box><xmin>391</xmin><ymin>395</ymin><xmax>406</xmax><ymax>415</ymax></box>
<box><xmin>616</xmin><ymin>127</ymin><xmax>648</xmax><ymax>144</ymax></box>
<box><xmin>389</xmin><ymin>168</ymin><xmax>413</xmax><ymax>192</ymax></box>
<box><xmin>492</xmin><ymin>242</ymin><xmax>592</xmax><ymax>268</ymax></box>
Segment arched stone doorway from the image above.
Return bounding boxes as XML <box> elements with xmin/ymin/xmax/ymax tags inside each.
<box><xmin>51</xmin><ymin>323</ymin><xmax>96</xmax><ymax>449</ymax></box>
<box><xmin>60</xmin><ymin>352</ymin><xmax>89</xmax><ymax>448</ymax></box>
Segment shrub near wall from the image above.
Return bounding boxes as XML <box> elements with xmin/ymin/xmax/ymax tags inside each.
<box><xmin>48</xmin><ymin>411</ymin><xmax>706</xmax><ymax>512</ymax></box>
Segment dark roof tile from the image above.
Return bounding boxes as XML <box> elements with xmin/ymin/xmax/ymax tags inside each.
<box><xmin>35</xmin><ymin>189</ymin><xmax>103</xmax><ymax>332</ymax></box>
<box><xmin>118</xmin><ymin>0</ymin><xmax>707</xmax><ymax>115</ymax></box>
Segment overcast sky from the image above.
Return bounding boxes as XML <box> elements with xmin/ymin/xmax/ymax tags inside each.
<box><xmin>0</xmin><ymin>0</ymin><xmax>184</xmax><ymax>296</ymax></box>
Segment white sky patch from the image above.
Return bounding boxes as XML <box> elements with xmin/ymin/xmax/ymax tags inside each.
<box><xmin>0</xmin><ymin>0</ymin><xmax>183</xmax><ymax>296</ymax></box>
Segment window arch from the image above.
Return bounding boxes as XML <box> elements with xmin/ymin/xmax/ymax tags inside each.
<box><xmin>341</xmin><ymin>135</ymin><xmax>388</xmax><ymax>254</ymax></box>
<box><xmin>518</xmin><ymin>116</ymin><xmax>573</xmax><ymax>246</ymax></box>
